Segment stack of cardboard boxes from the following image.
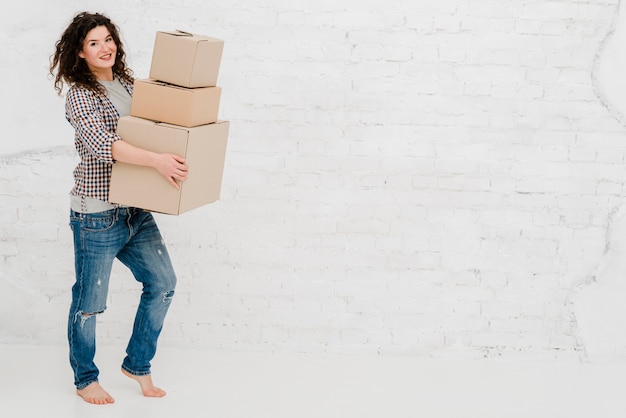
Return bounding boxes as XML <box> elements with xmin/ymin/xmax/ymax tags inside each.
<box><xmin>110</xmin><ymin>30</ymin><xmax>229</xmax><ymax>215</ymax></box>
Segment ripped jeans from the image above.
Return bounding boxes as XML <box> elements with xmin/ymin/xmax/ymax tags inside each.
<box><xmin>68</xmin><ymin>207</ymin><xmax>177</xmax><ymax>390</ymax></box>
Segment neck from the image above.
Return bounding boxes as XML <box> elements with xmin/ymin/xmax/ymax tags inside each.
<box><xmin>93</xmin><ymin>69</ymin><xmax>114</xmax><ymax>81</ymax></box>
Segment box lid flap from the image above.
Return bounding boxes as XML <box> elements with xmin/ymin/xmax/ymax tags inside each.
<box><xmin>160</xmin><ymin>29</ymin><xmax>193</xmax><ymax>37</ymax></box>
<box><xmin>157</xmin><ymin>30</ymin><xmax>222</xmax><ymax>43</ymax></box>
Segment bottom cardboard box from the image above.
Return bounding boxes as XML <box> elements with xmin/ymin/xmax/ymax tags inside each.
<box><xmin>110</xmin><ymin>116</ymin><xmax>229</xmax><ymax>215</ymax></box>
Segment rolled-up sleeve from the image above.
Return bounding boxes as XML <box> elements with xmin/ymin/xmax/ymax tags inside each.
<box><xmin>65</xmin><ymin>87</ymin><xmax>121</xmax><ymax>164</ymax></box>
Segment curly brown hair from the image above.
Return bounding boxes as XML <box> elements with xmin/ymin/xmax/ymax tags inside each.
<box><xmin>49</xmin><ymin>11</ymin><xmax>134</xmax><ymax>95</ymax></box>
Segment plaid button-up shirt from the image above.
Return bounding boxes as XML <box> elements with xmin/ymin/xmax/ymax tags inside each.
<box><xmin>66</xmin><ymin>77</ymin><xmax>134</xmax><ymax>202</ymax></box>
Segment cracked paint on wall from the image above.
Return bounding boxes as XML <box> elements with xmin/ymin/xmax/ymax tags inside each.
<box><xmin>573</xmin><ymin>0</ymin><xmax>626</xmax><ymax>362</ymax></box>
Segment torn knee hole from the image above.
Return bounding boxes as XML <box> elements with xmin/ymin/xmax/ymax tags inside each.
<box><xmin>80</xmin><ymin>310</ymin><xmax>104</xmax><ymax>317</ymax></box>
<box><xmin>75</xmin><ymin>310</ymin><xmax>104</xmax><ymax>327</ymax></box>
<box><xmin>162</xmin><ymin>290</ymin><xmax>175</xmax><ymax>302</ymax></box>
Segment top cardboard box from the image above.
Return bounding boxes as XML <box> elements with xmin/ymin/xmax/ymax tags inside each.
<box><xmin>149</xmin><ymin>30</ymin><xmax>224</xmax><ymax>88</ymax></box>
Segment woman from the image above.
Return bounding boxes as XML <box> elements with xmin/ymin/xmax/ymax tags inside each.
<box><xmin>50</xmin><ymin>11</ymin><xmax>188</xmax><ymax>404</ymax></box>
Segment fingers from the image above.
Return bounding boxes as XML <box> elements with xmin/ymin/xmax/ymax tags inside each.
<box><xmin>166</xmin><ymin>154</ymin><xmax>187</xmax><ymax>189</ymax></box>
<box><xmin>168</xmin><ymin>177</ymin><xmax>180</xmax><ymax>190</ymax></box>
<box><xmin>171</xmin><ymin>155</ymin><xmax>188</xmax><ymax>172</ymax></box>
<box><xmin>153</xmin><ymin>153</ymin><xmax>189</xmax><ymax>188</ymax></box>
<box><xmin>172</xmin><ymin>161</ymin><xmax>188</xmax><ymax>181</ymax></box>
<box><xmin>166</xmin><ymin>169</ymin><xmax>185</xmax><ymax>190</ymax></box>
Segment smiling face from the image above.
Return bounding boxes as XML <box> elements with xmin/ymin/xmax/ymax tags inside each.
<box><xmin>78</xmin><ymin>25</ymin><xmax>117</xmax><ymax>81</ymax></box>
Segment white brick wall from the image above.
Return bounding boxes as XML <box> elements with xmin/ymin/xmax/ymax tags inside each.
<box><xmin>1</xmin><ymin>0</ymin><xmax>625</xmax><ymax>362</ymax></box>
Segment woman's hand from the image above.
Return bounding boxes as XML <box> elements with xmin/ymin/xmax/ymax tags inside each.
<box><xmin>153</xmin><ymin>154</ymin><xmax>188</xmax><ymax>189</ymax></box>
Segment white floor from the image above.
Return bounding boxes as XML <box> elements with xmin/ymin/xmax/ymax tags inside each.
<box><xmin>1</xmin><ymin>344</ymin><xmax>626</xmax><ymax>418</ymax></box>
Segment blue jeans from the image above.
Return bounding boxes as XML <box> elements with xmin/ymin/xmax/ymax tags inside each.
<box><xmin>68</xmin><ymin>207</ymin><xmax>177</xmax><ymax>390</ymax></box>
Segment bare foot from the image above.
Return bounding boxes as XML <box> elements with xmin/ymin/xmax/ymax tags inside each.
<box><xmin>76</xmin><ymin>382</ymin><xmax>115</xmax><ymax>404</ymax></box>
<box><xmin>121</xmin><ymin>368</ymin><xmax>166</xmax><ymax>397</ymax></box>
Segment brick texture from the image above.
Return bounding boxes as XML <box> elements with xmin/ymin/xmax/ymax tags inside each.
<box><xmin>0</xmin><ymin>0</ymin><xmax>623</xmax><ymax>361</ymax></box>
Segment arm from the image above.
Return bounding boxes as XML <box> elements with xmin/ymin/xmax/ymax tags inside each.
<box><xmin>66</xmin><ymin>87</ymin><xmax>119</xmax><ymax>164</ymax></box>
<box><xmin>111</xmin><ymin>140</ymin><xmax>188</xmax><ymax>189</ymax></box>
<box><xmin>66</xmin><ymin>86</ymin><xmax>187</xmax><ymax>189</ymax></box>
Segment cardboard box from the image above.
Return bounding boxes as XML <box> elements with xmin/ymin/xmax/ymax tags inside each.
<box><xmin>131</xmin><ymin>79</ymin><xmax>222</xmax><ymax>127</ymax></box>
<box><xmin>149</xmin><ymin>30</ymin><xmax>224</xmax><ymax>88</ymax></box>
<box><xmin>110</xmin><ymin>116</ymin><xmax>230</xmax><ymax>215</ymax></box>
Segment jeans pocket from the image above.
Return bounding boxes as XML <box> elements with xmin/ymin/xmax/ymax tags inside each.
<box><xmin>79</xmin><ymin>210</ymin><xmax>117</xmax><ymax>232</ymax></box>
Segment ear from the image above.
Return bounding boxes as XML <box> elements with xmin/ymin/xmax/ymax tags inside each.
<box><xmin>78</xmin><ymin>51</ymin><xmax>85</xmax><ymax>59</ymax></box>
